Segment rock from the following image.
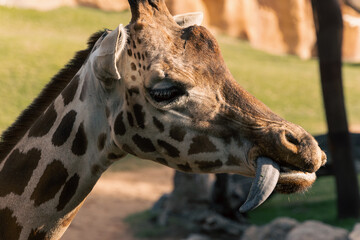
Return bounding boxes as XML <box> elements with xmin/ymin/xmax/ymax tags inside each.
<box><xmin>343</xmin><ymin>5</ymin><xmax>360</xmax><ymax>62</ymax></box>
<box><xmin>184</xmin><ymin>234</ymin><xmax>211</xmax><ymax>240</ymax></box>
<box><xmin>242</xmin><ymin>217</ymin><xmax>299</xmax><ymax>240</ymax></box>
<box><xmin>165</xmin><ymin>0</ymin><xmax>207</xmax><ymax>16</ymax></box>
<box><xmin>200</xmin><ymin>212</ymin><xmax>247</xmax><ymax>236</ymax></box>
<box><xmin>165</xmin><ymin>0</ymin><xmax>210</xmax><ymax>26</ymax></box>
<box><xmin>349</xmin><ymin>223</ymin><xmax>360</xmax><ymax>240</ymax></box>
<box><xmin>285</xmin><ymin>220</ymin><xmax>349</xmax><ymax>240</ymax></box>
<box><xmin>167</xmin><ymin>0</ymin><xmax>360</xmax><ymax>62</ymax></box>
<box><xmin>211</xmin><ymin>174</ymin><xmax>251</xmax><ymax>222</ymax></box>
<box><xmin>153</xmin><ymin>172</ymin><xmax>211</xmax><ymax>226</ymax></box>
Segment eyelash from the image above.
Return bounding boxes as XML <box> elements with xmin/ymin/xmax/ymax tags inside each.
<box><xmin>149</xmin><ymin>86</ymin><xmax>185</xmax><ymax>103</ymax></box>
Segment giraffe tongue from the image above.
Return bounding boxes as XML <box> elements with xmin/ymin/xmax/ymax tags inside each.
<box><xmin>239</xmin><ymin>157</ymin><xmax>280</xmax><ymax>213</ymax></box>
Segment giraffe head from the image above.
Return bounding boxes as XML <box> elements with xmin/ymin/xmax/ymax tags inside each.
<box><xmin>89</xmin><ymin>0</ymin><xmax>326</xmax><ymax>211</ymax></box>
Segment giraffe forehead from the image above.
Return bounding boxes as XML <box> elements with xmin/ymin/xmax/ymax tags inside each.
<box><xmin>124</xmin><ymin>25</ymin><xmax>226</xmax><ymax>90</ymax></box>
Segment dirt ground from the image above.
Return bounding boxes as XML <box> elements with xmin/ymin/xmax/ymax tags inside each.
<box><xmin>62</xmin><ymin>166</ymin><xmax>174</xmax><ymax>240</ymax></box>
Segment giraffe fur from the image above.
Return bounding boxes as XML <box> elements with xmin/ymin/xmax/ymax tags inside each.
<box><xmin>0</xmin><ymin>1</ymin><xmax>326</xmax><ymax>239</ymax></box>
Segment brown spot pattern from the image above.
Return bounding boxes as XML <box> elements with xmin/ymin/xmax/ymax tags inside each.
<box><xmin>114</xmin><ymin>112</ymin><xmax>126</xmax><ymax>136</ymax></box>
<box><xmin>0</xmin><ymin>208</ymin><xmax>22</xmax><ymax>240</ymax></box>
<box><xmin>28</xmin><ymin>103</ymin><xmax>57</xmax><ymax>138</ymax></box>
<box><xmin>169</xmin><ymin>126</ymin><xmax>186</xmax><ymax>142</ymax></box>
<box><xmin>132</xmin><ymin>134</ymin><xmax>156</xmax><ymax>152</ymax></box>
<box><xmin>97</xmin><ymin>133</ymin><xmax>107</xmax><ymax>151</ymax></box>
<box><xmin>157</xmin><ymin>140</ymin><xmax>180</xmax><ymax>158</ymax></box>
<box><xmin>131</xmin><ymin>75</ymin><xmax>137</xmax><ymax>81</ymax></box>
<box><xmin>127</xmin><ymin>112</ymin><xmax>134</xmax><ymax>127</ymax></box>
<box><xmin>133</xmin><ymin>104</ymin><xmax>145</xmax><ymax>129</ymax></box>
<box><xmin>71</xmin><ymin>122</ymin><xmax>88</xmax><ymax>156</ymax></box>
<box><xmin>155</xmin><ymin>158</ymin><xmax>168</xmax><ymax>166</ymax></box>
<box><xmin>56</xmin><ymin>173</ymin><xmax>80</xmax><ymax>211</ymax></box>
<box><xmin>62</xmin><ymin>75</ymin><xmax>80</xmax><ymax>106</ymax></box>
<box><xmin>122</xmin><ymin>144</ymin><xmax>136</xmax><ymax>156</ymax></box>
<box><xmin>128</xmin><ymin>88</ymin><xmax>140</xmax><ymax>96</ymax></box>
<box><xmin>91</xmin><ymin>164</ymin><xmax>101</xmax><ymax>176</ymax></box>
<box><xmin>107</xmin><ymin>153</ymin><xmax>124</xmax><ymax>160</ymax></box>
<box><xmin>28</xmin><ymin>228</ymin><xmax>47</xmax><ymax>240</ymax></box>
<box><xmin>188</xmin><ymin>136</ymin><xmax>218</xmax><ymax>155</ymax></box>
<box><xmin>195</xmin><ymin>159</ymin><xmax>223</xmax><ymax>171</ymax></box>
<box><xmin>0</xmin><ymin>148</ymin><xmax>41</xmax><ymax>197</ymax></box>
<box><xmin>127</xmin><ymin>49</ymin><xmax>132</xmax><ymax>56</ymax></box>
<box><xmin>226</xmin><ymin>155</ymin><xmax>242</xmax><ymax>166</ymax></box>
<box><xmin>131</xmin><ymin>63</ymin><xmax>137</xmax><ymax>71</ymax></box>
<box><xmin>153</xmin><ymin>117</ymin><xmax>164</xmax><ymax>132</ymax></box>
<box><xmin>52</xmin><ymin>110</ymin><xmax>77</xmax><ymax>147</ymax></box>
<box><xmin>31</xmin><ymin>160</ymin><xmax>69</xmax><ymax>206</ymax></box>
<box><xmin>177</xmin><ymin>163</ymin><xmax>192</xmax><ymax>172</ymax></box>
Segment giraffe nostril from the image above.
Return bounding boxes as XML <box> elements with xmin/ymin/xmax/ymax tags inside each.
<box><xmin>279</xmin><ymin>130</ymin><xmax>299</xmax><ymax>154</ymax></box>
<box><xmin>285</xmin><ymin>131</ymin><xmax>300</xmax><ymax>146</ymax></box>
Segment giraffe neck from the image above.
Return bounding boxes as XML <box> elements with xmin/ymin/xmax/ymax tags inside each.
<box><xmin>0</xmin><ymin>62</ymin><xmax>126</xmax><ymax>240</ymax></box>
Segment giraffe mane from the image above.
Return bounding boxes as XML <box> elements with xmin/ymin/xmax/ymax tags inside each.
<box><xmin>0</xmin><ymin>30</ymin><xmax>106</xmax><ymax>163</ymax></box>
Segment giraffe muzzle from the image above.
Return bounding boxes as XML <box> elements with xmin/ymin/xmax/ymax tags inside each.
<box><xmin>239</xmin><ymin>155</ymin><xmax>319</xmax><ymax>212</ymax></box>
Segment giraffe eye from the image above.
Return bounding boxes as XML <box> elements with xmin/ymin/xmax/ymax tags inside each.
<box><xmin>149</xmin><ymin>86</ymin><xmax>185</xmax><ymax>103</ymax></box>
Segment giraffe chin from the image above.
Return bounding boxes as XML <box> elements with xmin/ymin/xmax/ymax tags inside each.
<box><xmin>276</xmin><ymin>170</ymin><xmax>317</xmax><ymax>194</ymax></box>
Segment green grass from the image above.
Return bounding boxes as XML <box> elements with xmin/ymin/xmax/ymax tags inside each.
<box><xmin>218</xmin><ymin>35</ymin><xmax>360</xmax><ymax>135</ymax></box>
<box><xmin>1</xmin><ymin>5</ymin><xmax>360</xmax><ymax>233</ymax></box>
<box><xmin>1</xmin><ymin>6</ymin><xmax>360</xmax><ymax>135</ymax></box>
<box><xmin>0</xmin><ymin>6</ymin><xmax>130</xmax><ymax>131</ymax></box>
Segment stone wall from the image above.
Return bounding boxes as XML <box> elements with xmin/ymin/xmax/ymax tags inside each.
<box><xmin>166</xmin><ymin>0</ymin><xmax>360</xmax><ymax>62</ymax></box>
<box><xmin>1</xmin><ymin>0</ymin><xmax>360</xmax><ymax>61</ymax></box>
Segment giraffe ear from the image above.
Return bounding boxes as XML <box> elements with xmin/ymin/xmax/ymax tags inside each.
<box><xmin>93</xmin><ymin>24</ymin><xmax>127</xmax><ymax>81</ymax></box>
<box><xmin>173</xmin><ymin>12</ymin><xmax>204</xmax><ymax>27</ymax></box>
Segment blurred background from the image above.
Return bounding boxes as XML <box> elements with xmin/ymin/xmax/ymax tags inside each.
<box><xmin>0</xmin><ymin>0</ymin><xmax>360</xmax><ymax>239</ymax></box>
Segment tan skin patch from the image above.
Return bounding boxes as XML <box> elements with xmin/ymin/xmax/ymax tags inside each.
<box><xmin>61</xmin><ymin>201</ymin><xmax>84</xmax><ymax>228</ymax></box>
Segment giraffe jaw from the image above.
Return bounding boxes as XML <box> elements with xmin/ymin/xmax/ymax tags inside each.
<box><xmin>239</xmin><ymin>157</ymin><xmax>317</xmax><ymax>212</ymax></box>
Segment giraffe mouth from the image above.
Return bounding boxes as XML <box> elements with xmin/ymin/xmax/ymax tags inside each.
<box><xmin>239</xmin><ymin>157</ymin><xmax>316</xmax><ymax>213</ymax></box>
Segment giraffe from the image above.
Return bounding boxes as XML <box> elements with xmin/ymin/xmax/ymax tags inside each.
<box><xmin>0</xmin><ymin>0</ymin><xmax>326</xmax><ymax>239</ymax></box>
